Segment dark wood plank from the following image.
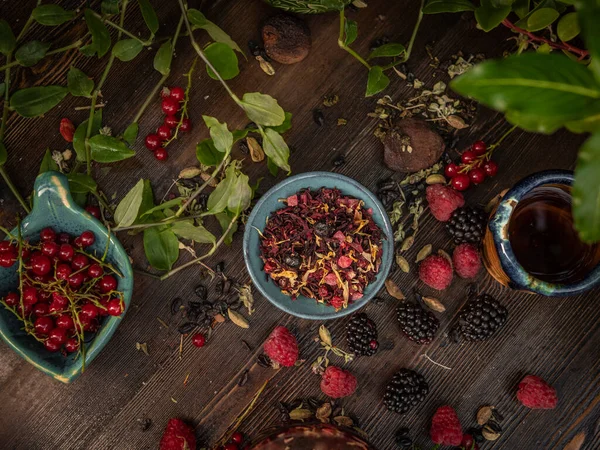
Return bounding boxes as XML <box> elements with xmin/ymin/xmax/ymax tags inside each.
<box><xmin>0</xmin><ymin>1</ymin><xmax>599</xmax><ymax>449</ymax></box>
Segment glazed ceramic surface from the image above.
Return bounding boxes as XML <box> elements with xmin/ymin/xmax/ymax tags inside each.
<box><xmin>488</xmin><ymin>169</ymin><xmax>600</xmax><ymax>296</ymax></box>
<box><xmin>243</xmin><ymin>172</ymin><xmax>393</xmax><ymax>320</ymax></box>
<box><xmin>0</xmin><ymin>172</ymin><xmax>133</xmax><ymax>383</ymax></box>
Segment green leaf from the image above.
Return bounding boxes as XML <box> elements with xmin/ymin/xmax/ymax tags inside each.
<box><xmin>573</xmin><ymin>133</ymin><xmax>600</xmax><ymax>242</ymax></box>
<box><xmin>0</xmin><ymin>83</ymin><xmax>5</xmax><ymax>98</ymax></box>
<box><xmin>39</xmin><ymin>149</ymin><xmax>59</xmax><ymax>174</ymax></box>
<box><xmin>15</xmin><ymin>41</ymin><xmax>51</xmax><ymax>67</ymax></box>
<box><xmin>204</xmin><ymin>42</ymin><xmax>240</xmax><ymax>80</ymax></box>
<box><xmin>89</xmin><ymin>135</ymin><xmax>135</xmax><ymax>163</ymax></box>
<box><xmin>491</xmin><ymin>0</ymin><xmax>516</xmax><ymax>6</ymax></box>
<box><xmin>187</xmin><ymin>9</ymin><xmax>244</xmax><ymax>55</ymax></box>
<box><xmin>67</xmin><ymin>67</ymin><xmax>94</xmax><ymax>98</ymax></box>
<box><xmin>143</xmin><ymin>227</ymin><xmax>179</xmax><ymax>271</ymax></box>
<box><xmin>475</xmin><ymin>0</ymin><xmax>511</xmax><ymax>31</ymax></box>
<box><xmin>260</xmin><ymin>128</ymin><xmax>290</xmax><ymax>173</ymax></box>
<box><xmin>202</xmin><ymin>116</ymin><xmax>233</xmax><ymax>153</ymax></box>
<box><xmin>115</xmin><ymin>179</ymin><xmax>145</xmax><ymax>227</ymax></box>
<box><xmin>215</xmin><ymin>211</ymin><xmax>238</xmax><ymax>245</ymax></box>
<box><xmin>575</xmin><ymin>0</ymin><xmax>600</xmax><ymax>80</ymax></box>
<box><xmin>84</xmin><ymin>9</ymin><xmax>111</xmax><ymax>58</ymax></box>
<box><xmin>566</xmin><ymin>113</ymin><xmax>600</xmax><ymax>133</ymax></box>
<box><xmin>422</xmin><ymin>0</ymin><xmax>476</xmax><ymax>14</ymax></box>
<box><xmin>268</xmin><ymin>112</ymin><xmax>293</xmax><ymax>134</ymax></box>
<box><xmin>171</xmin><ymin>222</ymin><xmax>216</xmax><ymax>244</ymax></box>
<box><xmin>68</xmin><ymin>173</ymin><xmax>97</xmax><ymax>194</ymax></box>
<box><xmin>72</xmin><ymin>192</ymin><xmax>87</xmax><ymax>207</ymax></box>
<box><xmin>138</xmin><ymin>180</ymin><xmax>155</xmax><ymax>220</ymax></box>
<box><xmin>153</xmin><ymin>39</ymin><xmax>172</xmax><ymax>75</ymax></box>
<box><xmin>196</xmin><ymin>139</ymin><xmax>225</xmax><ymax>166</ymax></box>
<box><xmin>0</xmin><ymin>20</ymin><xmax>15</xmax><ymax>55</ymax></box>
<box><xmin>140</xmin><ymin>198</ymin><xmax>183</xmax><ymax>217</ymax></box>
<box><xmin>32</xmin><ymin>5</ymin><xmax>75</xmax><ymax>26</ymax></box>
<box><xmin>514</xmin><ymin>0</ymin><xmax>554</xmax><ymax>27</ymax></box>
<box><xmin>267</xmin><ymin>156</ymin><xmax>279</xmax><ymax>176</ymax></box>
<box><xmin>137</xmin><ymin>0</ymin><xmax>159</xmax><ymax>35</ymax></box>
<box><xmin>368</xmin><ymin>43</ymin><xmax>406</xmax><ymax>60</ymax></box>
<box><xmin>73</xmin><ymin>110</ymin><xmax>102</xmax><ymax>161</ymax></box>
<box><xmin>207</xmin><ymin>165</ymin><xmax>237</xmax><ymax>214</ymax></box>
<box><xmin>557</xmin><ymin>12</ymin><xmax>580</xmax><ymax>42</ymax></box>
<box><xmin>123</xmin><ymin>122</ymin><xmax>138</xmax><ymax>145</ymax></box>
<box><xmin>0</xmin><ymin>142</ymin><xmax>7</xmax><ymax>166</ymax></box>
<box><xmin>112</xmin><ymin>39</ymin><xmax>144</xmax><ymax>61</ymax></box>
<box><xmin>450</xmin><ymin>53</ymin><xmax>600</xmax><ymax>133</ymax></box>
<box><xmin>513</xmin><ymin>0</ymin><xmax>530</xmax><ymax>18</ymax></box>
<box><xmin>526</xmin><ymin>7</ymin><xmax>560</xmax><ymax>31</ymax></box>
<box><xmin>101</xmin><ymin>0</ymin><xmax>120</xmax><ymax>15</ymax></box>
<box><xmin>227</xmin><ymin>172</ymin><xmax>252</xmax><ymax>214</ymax></box>
<box><xmin>10</xmin><ymin>86</ymin><xmax>68</xmax><ymax>118</ymax></box>
<box><xmin>365</xmin><ymin>66</ymin><xmax>390</xmax><ymax>97</ymax></box>
<box><xmin>344</xmin><ymin>19</ymin><xmax>358</xmax><ymax>45</ymax></box>
<box><xmin>241</xmin><ymin>92</ymin><xmax>285</xmax><ymax>126</ymax></box>
<box><xmin>536</xmin><ymin>42</ymin><xmax>553</xmax><ymax>53</ymax></box>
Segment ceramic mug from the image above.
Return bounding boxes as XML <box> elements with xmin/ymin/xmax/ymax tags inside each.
<box><xmin>483</xmin><ymin>169</ymin><xmax>600</xmax><ymax>296</ymax></box>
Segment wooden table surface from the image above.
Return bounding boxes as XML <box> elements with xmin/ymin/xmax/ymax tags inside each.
<box><xmin>1</xmin><ymin>1</ymin><xmax>599</xmax><ymax>449</ymax></box>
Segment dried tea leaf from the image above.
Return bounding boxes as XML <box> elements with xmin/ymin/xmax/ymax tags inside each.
<box><xmin>482</xmin><ymin>424</ymin><xmax>501</xmax><ymax>441</ymax></box>
<box><xmin>415</xmin><ymin>244</ymin><xmax>432</xmax><ymax>263</ymax></box>
<box><xmin>315</xmin><ymin>402</ymin><xmax>332</xmax><ymax>422</ymax></box>
<box><xmin>246</xmin><ymin>137</ymin><xmax>265</xmax><ymax>162</ymax></box>
<box><xmin>213</xmin><ymin>313</ymin><xmax>226</xmax><ymax>323</ymax></box>
<box><xmin>323</xmin><ymin>94</ymin><xmax>339</xmax><ymax>107</ymax></box>
<box><xmin>396</xmin><ymin>254</ymin><xmax>410</xmax><ymax>273</ymax></box>
<box><xmin>385</xmin><ymin>279</ymin><xmax>405</xmax><ymax>300</ymax></box>
<box><xmin>477</xmin><ymin>405</ymin><xmax>494</xmax><ymax>426</ymax></box>
<box><xmin>422</xmin><ymin>296</ymin><xmax>445</xmax><ymax>313</ymax></box>
<box><xmin>179</xmin><ymin>167</ymin><xmax>202</xmax><ymax>179</ymax></box>
<box><xmin>438</xmin><ymin>249</ymin><xmax>452</xmax><ymax>266</ymax></box>
<box><xmin>333</xmin><ymin>416</ymin><xmax>354</xmax><ymax>427</ymax></box>
<box><xmin>446</xmin><ymin>115</ymin><xmax>469</xmax><ymax>129</ymax></box>
<box><xmin>337</xmin><ymin>118</ymin><xmax>347</xmax><ymax>126</ymax></box>
<box><xmin>425</xmin><ymin>174</ymin><xmax>445</xmax><ymax>185</ymax></box>
<box><xmin>289</xmin><ymin>408</ymin><xmax>313</xmax><ymax>421</ymax></box>
<box><xmin>238</xmin><ymin>283</ymin><xmax>254</xmax><ymax>315</ymax></box>
<box><xmin>135</xmin><ymin>342</ymin><xmax>149</xmax><ymax>356</ymax></box>
<box><xmin>319</xmin><ymin>324</ymin><xmax>332</xmax><ymax>347</ymax></box>
<box><xmin>256</xmin><ymin>55</ymin><xmax>275</xmax><ymax>76</ymax></box>
<box><xmin>564</xmin><ymin>433</ymin><xmax>585</xmax><ymax>450</ymax></box>
<box><xmin>400</xmin><ymin>235</ymin><xmax>415</xmax><ymax>252</ymax></box>
<box><xmin>228</xmin><ymin>308</ymin><xmax>249</xmax><ymax>328</ymax></box>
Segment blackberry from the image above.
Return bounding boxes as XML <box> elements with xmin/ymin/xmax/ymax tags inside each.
<box><xmin>446</xmin><ymin>206</ymin><xmax>486</xmax><ymax>244</ymax></box>
<box><xmin>384</xmin><ymin>369</ymin><xmax>429</xmax><ymax>414</ymax></box>
<box><xmin>453</xmin><ymin>293</ymin><xmax>508</xmax><ymax>341</ymax></box>
<box><xmin>396</xmin><ymin>302</ymin><xmax>439</xmax><ymax>344</ymax></box>
<box><xmin>395</xmin><ymin>428</ymin><xmax>412</xmax><ymax>449</ymax></box>
<box><xmin>346</xmin><ymin>313</ymin><xmax>378</xmax><ymax>356</ymax></box>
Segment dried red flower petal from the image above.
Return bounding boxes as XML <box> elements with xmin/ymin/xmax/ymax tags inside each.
<box><xmin>60</xmin><ymin>118</ymin><xmax>75</xmax><ymax>142</ymax></box>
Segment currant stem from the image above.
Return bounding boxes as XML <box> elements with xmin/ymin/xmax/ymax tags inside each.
<box><xmin>113</xmin><ymin>211</ymin><xmax>206</xmax><ymax>231</ymax></box>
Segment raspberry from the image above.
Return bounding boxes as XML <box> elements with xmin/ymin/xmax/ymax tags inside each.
<box><xmin>159</xmin><ymin>418</ymin><xmax>196</xmax><ymax>450</ymax></box>
<box><xmin>419</xmin><ymin>255</ymin><xmax>453</xmax><ymax>290</ymax></box>
<box><xmin>452</xmin><ymin>243</ymin><xmax>481</xmax><ymax>279</ymax></box>
<box><xmin>263</xmin><ymin>326</ymin><xmax>298</xmax><ymax>367</ymax></box>
<box><xmin>426</xmin><ymin>184</ymin><xmax>465</xmax><ymax>222</ymax></box>
<box><xmin>430</xmin><ymin>405</ymin><xmax>462</xmax><ymax>446</ymax></box>
<box><xmin>517</xmin><ymin>375</ymin><xmax>558</xmax><ymax>409</ymax></box>
<box><xmin>320</xmin><ymin>365</ymin><xmax>357</xmax><ymax>398</ymax></box>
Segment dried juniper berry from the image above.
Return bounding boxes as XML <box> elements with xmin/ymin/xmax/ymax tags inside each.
<box><xmin>313</xmin><ymin>109</ymin><xmax>325</xmax><ymax>126</ymax></box>
<box><xmin>333</xmin><ymin>154</ymin><xmax>346</xmax><ymax>167</ymax></box>
<box><xmin>170</xmin><ymin>297</ymin><xmax>183</xmax><ymax>315</ymax></box>
<box><xmin>178</xmin><ymin>322</ymin><xmax>197</xmax><ymax>334</ymax></box>
<box><xmin>194</xmin><ymin>285</ymin><xmax>207</xmax><ymax>300</ymax></box>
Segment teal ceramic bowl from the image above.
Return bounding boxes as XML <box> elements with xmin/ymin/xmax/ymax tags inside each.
<box><xmin>0</xmin><ymin>171</ymin><xmax>133</xmax><ymax>383</ymax></box>
<box><xmin>243</xmin><ymin>172</ymin><xmax>393</xmax><ymax>320</ymax></box>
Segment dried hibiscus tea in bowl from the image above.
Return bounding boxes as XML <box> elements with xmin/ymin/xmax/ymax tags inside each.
<box><xmin>259</xmin><ymin>187</ymin><xmax>383</xmax><ymax>310</ymax></box>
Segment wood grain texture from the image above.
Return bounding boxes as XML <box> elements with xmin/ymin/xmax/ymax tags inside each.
<box><xmin>0</xmin><ymin>1</ymin><xmax>599</xmax><ymax>449</ymax></box>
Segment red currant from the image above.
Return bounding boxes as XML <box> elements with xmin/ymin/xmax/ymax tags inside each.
<box><xmin>23</xmin><ymin>286</ymin><xmax>38</xmax><ymax>306</ymax></box>
<box><xmin>0</xmin><ymin>252</ymin><xmax>16</xmax><ymax>267</ymax></box>
<box><xmin>79</xmin><ymin>230</ymin><xmax>95</xmax><ymax>247</ymax></box>
<box><xmin>106</xmin><ymin>298</ymin><xmax>123</xmax><ymax>316</ymax></box>
<box><xmin>17</xmin><ymin>303</ymin><xmax>32</xmax><ymax>317</ymax></box>
<box><xmin>73</xmin><ymin>236</ymin><xmax>84</xmax><ymax>248</ymax></box>
<box><xmin>451</xmin><ymin>174</ymin><xmax>471</xmax><ymax>191</ymax></box>
<box><xmin>170</xmin><ymin>86</ymin><xmax>185</xmax><ymax>101</ymax></box>
<box><xmin>56</xmin><ymin>264</ymin><xmax>72</xmax><ymax>280</ymax></box>
<box><xmin>164</xmin><ymin>115</ymin><xmax>179</xmax><ymax>129</ymax></box>
<box><xmin>48</xmin><ymin>327</ymin><xmax>67</xmax><ymax>345</ymax></box>
<box><xmin>192</xmin><ymin>333</ymin><xmax>206</xmax><ymax>348</ymax></box>
<box><xmin>461</xmin><ymin>434</ymin><xmax>478</xmax><ymax>450</ymax></box>
<box><xmin>31</xmin><ymin>254</ymin><xmax>52</xmax><ymax>276</ymax></box>
<box><xmin>71</xmin><ymin>254</ymin><xmax>89</xmax><ymax>271</ymax></box>
<box><xmin>444</xmin><ymin>163</ymin><xmax>460</xmax><ymax>178</ymax></box>
<box><xmin>85</xmin><ymin>205</ymin><xmax>101</xmax><ymax>219</ymax></box>
<box><xmin>34</xmin><ymin>316</ymin><xmax>54</xmax><ymax>335</ymax></box>
<box><xmin>58</xmin><ymin>233</ymin><xmax>71</xmax><ymax>244</ymax></box>
<box><xmin>0</xmin><ymin>241</ymin><xmax>13</xmax><ymax>253</ymax></box>
<box><xmin>161</xmin><ymin>97</ymin><xmax>180</xmax><ymax>115</ymax></box>
<box><xmin>154</xmin><ymin>148</ymin><xmax>168</xmax><ymax>161</ymax></box>
<box><xmin>58</xmin><ymin>244</ymin><xmax>75</xmax><ymax>262</ymax></box>
<box><xmin>44</xmin><ymin>338</ymin><xmax>62</xmax><ymax>352</ymax></box>
<box><xmin>231</xmin><ymin>432</ymin><xmax>244</xmax><ymax>445</ymax></box>
<box><xmin>33</xmin><ymin>302</ymin><xmax>49</xmax><ymax>317</ymax></box>
<box><xmin>20</xmin><ymin>246</ymin><xmax>31</xmax><ymax>260</ymax></box>
<box><xmin>179</xmin><ymin>118</ymin><xmax>192</xmax><ymax>133</ymax></box>
<box><xmin>40</xmin><ymin>227</ymin><xmax>56</xmax><ymax>242</ymax></box>
<box><xmin>483</xmin><ymin>160</ymin><xmax>498</xmax><ymax>177</ymax></box>
<box><xmin>100</xmin><ymin>275</ymin><xmax>117</xmax><ymax>293</ymax></box>
<box><xmin>4</xmin><ymin>292</ymin><xmax>19</xmax><ymax>307</ymax></box>
<box><xmin>461</xmin><ymin>150</ymin><xmax>477</xmax><ymax>164</ymax></box>
<box><xmin>469</xmin><ymin>168</ymin><xmax>486</xmax><ymax>185</ymax></box>
<box><xmin>56</xmin><ymin>314</ymin><xmax>75</xmax><ymax>330</ymax></box>
<box><xmin>84</xmin><ymin>318</ymin><xmax>99</xmax><ymax>332</ymax></box>
<box><xmin>160</xmin><ymin>87</ymin><xmax>171</xmax><ymax>99</ymax></box>
<box><xmin>41</xmin><ymin>241</ymin><xmax>59</xmax><ymax>258</ymax></box>
<box><xmin>68</xmin><ymin>272</ymin><xmax>85</xmax><ymax>289</ymax></box>
<box><xmin>48</xmin><ymin>302</ymin><xmax>62</xmax><ymax>315</ymax></box>
<box><xmin>80</xmin><ymin>303</ymin><xmax>99</xmax><ymax>321</ymax></box>
<box><xmin>145</xmin><ymin>134</ymin><xmax>162</xmax><ymax>151</ymax></box>
<box><xmin>472</xmin><ymin>140</ymin><xmax>487</xmax><ymax>156</ymax></box>
<box><xmin>65</xmin><ymin>338</ymin><xmax>79</xmax><ymax>353</ymax></box>
<box><xmin>157</xmin><ymin>125</ymin><xmax>172</xmax><ymax>140</ymax></box>
<box><xmin>88</xmin><ymin>263</ymin><xmax>104</xmax><ymax>278</ymax></box>
<box><xmin>223</xmin><ymin>445</ymin><xmax>238</xmax><ymax>450</ymax></box>
<box><xmin>98</xmin><ymin>297</ymin><xmax>110</xmax><ymax>316</ymax></box>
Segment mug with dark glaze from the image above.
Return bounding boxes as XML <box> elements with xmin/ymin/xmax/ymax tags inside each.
<box><xmin>483</xmin><ymin>169</ymin><xmax>600</xmax><ymax>296</ymax></box>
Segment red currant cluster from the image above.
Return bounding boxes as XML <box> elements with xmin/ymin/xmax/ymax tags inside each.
<box><xmin>444</xmin><ymin>140</ymin><xmax>499</xmax><ymax>191</ymax></box>
<box><xmin>217</xmin><ymin>432</ymin><xmax>245</xmax><ymax>450</ymax></box>
<box><xmin>0</xmin><ymin>227</ymin><xmax>125</xmax><ymax>355</ymax></box>
<box><xmin>144</xmin><ymin>86</ymin><xmax>192</xmax><ymax>162</ymax></box>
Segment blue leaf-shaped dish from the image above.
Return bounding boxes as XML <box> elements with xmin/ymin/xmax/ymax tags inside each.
<box><xmin>0</xmin><ymin>171</ymin><xmax>133</xmax><ymax>383</ymax></box>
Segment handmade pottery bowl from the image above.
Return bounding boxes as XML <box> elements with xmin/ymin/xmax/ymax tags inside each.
<box><xmin>0</xmin><ymin>171</ymin><xmax>133</xmax><ymax>383</ymax></box>
<box><xmin>483</xmin><ymin>169</ymin><xmax>600</xmax><ymax>296</ymax></box>
<box><xmin>249</xmin><ymin>423</ymin><xmax>376</xmax><ymax>449</ymax></box>
<box><xmin>243</xmin><ymin>172</ymin><xmax>393</xmax><ymax>320</ymax></box>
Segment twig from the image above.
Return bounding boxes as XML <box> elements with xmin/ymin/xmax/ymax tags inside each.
<box><xmin>74</xmin><ymin>103</ymin><xmax>106</xmax><ymax>111</ymax></box>
<box><xmin>421</xmin><ymin>353</ymin><xmax>452</xmax><ymax>370</ymax></box>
